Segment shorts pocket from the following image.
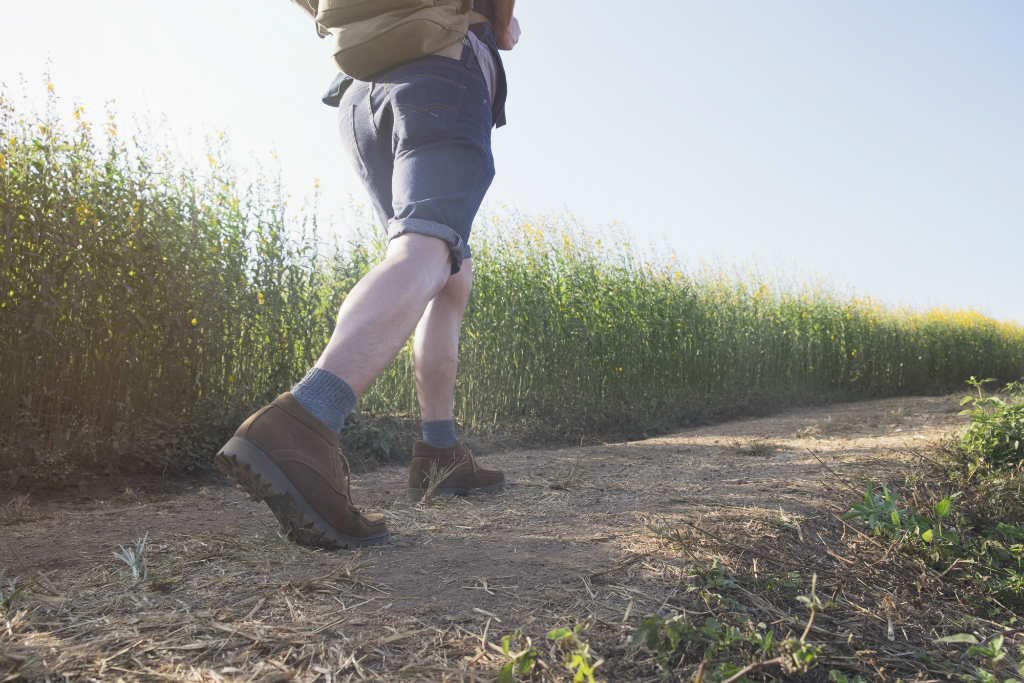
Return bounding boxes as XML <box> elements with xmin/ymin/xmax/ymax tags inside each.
<box><xmin>340</xmin><ymin>104</ymin><xmax>369</xmax><ymax>180</ymax></box>
<box><xmin>388</xmin><ymin>74</ymin><xmax>466</xmax><ymax>151</ymax></box>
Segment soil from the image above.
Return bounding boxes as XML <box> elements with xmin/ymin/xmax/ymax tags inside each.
<box><xmin>0</xmin><ymin>395</ymin><xmax>979</xmax><ymax>681</ymax></box>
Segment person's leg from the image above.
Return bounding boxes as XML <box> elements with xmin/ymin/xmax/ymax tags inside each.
<box><xmin>314</xmin><ymin>233</ymin><xmax>453</xmax><ymax>396</ymax></box>
<box><xmin>414</xmin><ymin>259</ymin><xmax>473</xmax><ymax>423</ymax></box>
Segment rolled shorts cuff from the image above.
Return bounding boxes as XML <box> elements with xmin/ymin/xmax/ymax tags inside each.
<box><xmin>387</xmin><ymin>218</ymin><xmax>471</xmax><ymax>274</ymax></box>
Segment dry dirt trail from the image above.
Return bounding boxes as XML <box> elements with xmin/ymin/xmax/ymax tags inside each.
<box><xmin>0</xmin><ymin>396</ymin><xmax>968</xmax><ymax>681</ymax></box>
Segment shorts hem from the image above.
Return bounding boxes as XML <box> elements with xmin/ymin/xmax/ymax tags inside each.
<box><xmin>387</xmin><ymin>218</ymin><xmax>469</xmax><ymax>274</ymax></box>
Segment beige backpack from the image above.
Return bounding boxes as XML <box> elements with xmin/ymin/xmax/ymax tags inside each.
<box><xmin>303</xmin><ymin>0</ymin><xmax>475</xmax><ymax>79</ymax></box>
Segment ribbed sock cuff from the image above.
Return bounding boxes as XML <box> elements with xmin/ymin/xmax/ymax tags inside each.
<box><xmin>290</xmin><ymin>367</ymin><xmax>357</xmax><ymax>434</ymax></box>
<box><xmin>422</xmin><ymin>419</ymin><xmax>457</xmax><ymax>448</ymax></box>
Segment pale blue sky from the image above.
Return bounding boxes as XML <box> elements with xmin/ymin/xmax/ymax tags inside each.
<box><xmin>3</xmin><ymin>1</ymin><xmax>1022</xmax><ymax>323</ymax></box>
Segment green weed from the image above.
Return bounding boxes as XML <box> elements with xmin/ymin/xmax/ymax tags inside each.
<box><xmin>547</xmin><ymin>620</ymin><xmax>602</xmax><ymax>683</ymax></box>
<box><xmin>339</xmin><ymin>409</ymin><xmax>399</xmax><ymax>461</ymax></box>
<box><xmin>499</xmin><ymin>631</ymin><xmax>541</xmax><ymax>683</ymax></box>
<box><xmin>0</xmin><ymin>568</ymin><xmax>24</xmax><ymax>613</ymax></box>
<box><xmin>828</xmin><ymin>672</ymin><xmax>866</xmax><ymax>683</ymax></box>
<box><xmin>959</xmin><ymin>377</ymin><xmax>1024</xmax><ymax>472</ymax></box>
<box><xmin>113</xmin><ymin>532</ymin><xmax>149</xmax><ymax>583</ymax></box>
<box><xmin>935</xmin><ymin>633</ymin><xmax>1024</xmax><ymax>683</ymax></box>
<box><xmin>842</xmin><ymin>480</ymin><xmax>961</xmax><ymax>552</ymax></box>
<box><xmin>630</xmin><ymin>575</ymin><xmax>828</xmax><ymax>681</ymax></box>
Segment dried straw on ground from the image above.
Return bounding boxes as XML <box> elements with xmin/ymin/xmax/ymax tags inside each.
<box><xmin>1</xmin><ymin>396</ymin><xmax>1017</xmax><ymax>681</ymax></box>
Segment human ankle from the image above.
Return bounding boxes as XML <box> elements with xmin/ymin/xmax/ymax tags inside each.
<box><xmin>422</xmin><ymin>419</ymin><xmax>457</xmax><ymax>447</ymax></box>
<box><xmin>290</xmin><ymin>367</ymin><xmax>357</xmax><ymax>433</ymax></box>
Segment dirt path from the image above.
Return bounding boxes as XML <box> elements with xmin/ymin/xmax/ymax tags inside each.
<box><xmin>0</xmin><ymin>395</ymin><xmax>967</xmax><ymax>681</ymax></box>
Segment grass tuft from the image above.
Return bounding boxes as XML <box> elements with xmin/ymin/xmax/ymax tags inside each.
<box><xmin>719</xmin><ymin>438</ymin><xmax>782</xmax><ymax>457</ymax></box>
<box><xmin>550</xmin><ymin>454</ymin><xmax>587</xmax><ymax>490</ymax></box>
<box><xmin>0</xmin><ymin>496</ymin><xmax>34</xmax><ymax>526</ymax></box>
<box><xmin>112</xmin><ymin>532</ymin><xmax>149</xmax><ymax>584</ymax></box>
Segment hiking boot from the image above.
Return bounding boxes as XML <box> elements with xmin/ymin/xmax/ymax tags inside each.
<box><xmin>407</xmin><ymin>440</ymin><xmax>505</xmax><ymax>502</ymax></box>
<box><xmin>215</xmin><ymin>393</ymin><xmax>390</xmax><ymax>549</ymax></box>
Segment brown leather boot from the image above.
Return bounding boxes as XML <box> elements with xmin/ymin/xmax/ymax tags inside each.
<box><xmin>215</xmin><ymin>393</ymin><xmax>390</xmax><ymax>549</ymax></box>
<box><xmin>407</xmin><ymin>441</ymin><xmax>505</xmax><ymax>502</ymax></box>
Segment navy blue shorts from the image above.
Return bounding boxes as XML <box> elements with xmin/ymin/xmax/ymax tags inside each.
<box><xmin>337</xmin><ymin>41</ymin><xmax>495</xmax><ymax>274</ymax></box>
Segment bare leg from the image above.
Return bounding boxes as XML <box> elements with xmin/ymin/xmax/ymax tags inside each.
<box><xmin>413</xmin><ymin>259</ymin><xmax>473</xmax><ymax>422</ymax></box>
<box><xmin>315</xmin><ymin>234</ymin><xmax>452</xmax><ymax>395</ymax></box>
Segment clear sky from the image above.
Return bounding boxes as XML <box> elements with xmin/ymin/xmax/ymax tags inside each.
<box><xmin>3</xmin><ymin>1</ymin><xmax>1022</xmax><ymax>323</ymax></box>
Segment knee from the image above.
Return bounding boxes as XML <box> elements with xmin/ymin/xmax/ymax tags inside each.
<box><xmin>385</xmin><ymin>233</ymin><xmax>453</xmax><ymax>296</ymax></box>
<box><xmin>439</xmin><ymin>259</ymin><xmax>473</xmax><ymax>306</ymax></box>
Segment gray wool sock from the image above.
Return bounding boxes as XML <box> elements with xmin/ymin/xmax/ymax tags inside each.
<box><xmin>290</xmin><ymin>367</ymin><xmax>357</xmax><ymax>434</ymax></box>
<box><xmin>422</xmin><ymin>419</ymin><xmax>457</xmax><ymax>448</ymax></box>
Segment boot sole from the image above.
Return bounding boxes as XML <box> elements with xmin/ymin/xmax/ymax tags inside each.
<box><xmin>215</xmin><ymin>436</ymin><xmax>390</xmax><ymax>550</ymax></box>
<box><xmin>406</xmin><ymin>479</ymin><xmax>506</xmax><ymax>503</ymax></box>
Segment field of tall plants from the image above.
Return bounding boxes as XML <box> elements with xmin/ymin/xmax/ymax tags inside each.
<box><xmin>3</xmin><ymin>84</ymin><xmax>1023</xmax><ymax>487</ymax></box>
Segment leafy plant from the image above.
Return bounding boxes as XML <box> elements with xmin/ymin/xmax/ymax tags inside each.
<box><xmin>632</xmin><ymin>612</ymin><xmax>702</xmax><ymax>670</ymax></box>
<box><xmin>113</xmin><ymin>532</ymin><xmax>149</xmax><ymax>583</ymax></box>
<box><xmin>843</xmin><ymin>480</ymin><xmax>961</xmax><ymax>552</ymax></box>
<box><xmin>631</xmin><ymin>596</ymin><xmax>825</xmax><ymax>681</ymax></box>
<box><xmin>828</xmin><ymin>672</ymin><xmax>865</xmax><ymax>683</ymax></box>
<box><xmin>959</xmin><ymin>377</ymin><xmax>1024</xmax><ymax>471</ymax></box>
<box><xmin>935</xmin><ymin>633</ymin><xmax>1024</xmax><ymax>683</ymax></box>
<box><xmin>842</xmin><ymin>480</ymin><xmax>912</xmax><ymax>538</ymax></box>
<box><xmin>499</xmin><ymin>631</ymin><xmax>541</xmax><ymax>683</ymax></box>
<box><xmin>547</xmin><ymin>621</ymin><xmax>602</xmax><ymax>683</ymax></box>
<box><xmin>339</xmin><ymin>409</ymin><xmax>399</xmax><ymax>461</ymax></box>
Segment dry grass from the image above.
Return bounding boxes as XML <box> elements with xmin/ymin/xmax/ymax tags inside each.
<box><xmin>0</xmin><ymin>396</ymin><xmax>1015</xmax><ymax>682</ymax></box>
<box><xmin>717</xmin><ymin>438</ymin><xmax>783</xmax><ymax>458</ymax></box>
<box><xmin>0</xmin><ymin>496</ymin><xmax>35</xmax><ymax>526</ymax></box>
<box><xmin>420</xmin><ymin>459</ymin><xmax>463</xmax><ymax>506</ymax></box>
<box><xmin>794</xmin><ymin>404</ymin><xmax>919</xmax><ymax>440</ymax></box>
<box><xmin>1</xmin><ymin>488</ymin><xmax>1010</xmax><ymax>682</ymax></box>
<box><xmin>549</xmin><ymin>454</ymin><xmax>587</xmax><ymax>491</ymax></box>
<box><xmin>880</xmin><ymin>404</ymin><xmax>912</xmax><ymax>427</ymax></box>
<box><xmin>794</xmin><ymin>415</ymin><xmax>861</xmax><ymax>438</ymax></box>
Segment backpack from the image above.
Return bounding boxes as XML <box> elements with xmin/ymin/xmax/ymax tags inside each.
<box><xmin>304</xmin><ymin>0</ymin><xmax>475</xmax><ymax>79</ymax></box>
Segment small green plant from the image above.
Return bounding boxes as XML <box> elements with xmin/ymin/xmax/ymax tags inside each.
<box><xmin>693</xmin><ymin>560</ymin><xmax>740</xmax><ymax>591</ymax></box>
<box><xmin>783</xmin><ymin>571</ymin><xmax>803</xmax><ymax>589</ymax></box>
<box><xmin>339</xmin><ymin>409</ymin><xmax>399</xmax><ymax>461</ymax></box>
<box><xmin>499</xmin><ymin>631</ymin><xmax>541</xmax><ymax>683</ymax></box>
<box><xmin>795</xmin><ymin>574</ymin><xmax>831</xmax><ymax>641</ymax></box>
<box><xmin>550</xmin><ymin>454</ymin><xmax>586</xmax><ymax>490</ymax></box>
<box><xmin>959</xmin><ymin>377</ymin><xmax>1024</xmax><ymax>471</ymax></box>
<box><xmin>632</xmin><ymin>612</ymin><xmax>702</xmax><ymax>670</ymax></box>
<box><xmin>842</xmin><ymin>480</ymin><xmax>911</xmax><ymax>538</ymax></box>
<box><xmin>547</xmin><ymin>620</ymin><xmax>602</xmax><ymax>683</ymax></box>
<box><xmin>0</xmin><ymin>568</ymin><xmax>25</xmax><ymax>613</ymax></box>
<box><xmin>843</xmin><ymin>481</ymin><xmax>962</xmax><ymax>552</ymax></box>
<box><xmin>828</xmin><ymin>671</ymin><xmax>866</xmax><ymax>683</ymax></box>
<box><xmin>119</xmin><ymin>487</ymin><xmax>141</xmax><ymax>505</ymax></box>
<box><xmin>631</xmin><ymin>596</ymin><xmax>826</xmax><ymax>682</ymax></box>
<box><xmin>935</xmin><ymin>633</ymin><xmax>1024</xmax><ymax>683</ymax></box>
<box><xmin>113</xmin><ymin>532</ymin><xmax>149</xmax><ymax>583</ymax></box>
<box><xmin>918</xmin><ymin>492</ymin><xmax>962</xmax><ymax>551</ymax></box>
